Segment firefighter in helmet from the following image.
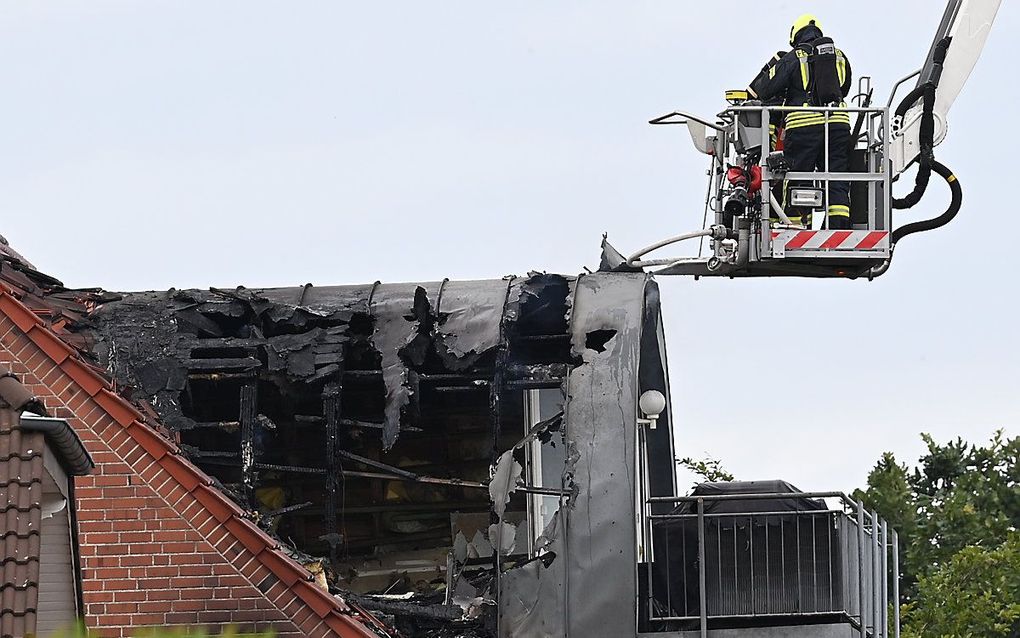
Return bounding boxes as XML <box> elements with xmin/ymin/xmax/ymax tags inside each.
<box><xmin>748</xmin><ymin>15</ymin><xmax>853</xmax><ymax>229</ymax></box>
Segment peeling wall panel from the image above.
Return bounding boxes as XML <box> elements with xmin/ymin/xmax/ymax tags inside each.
<box><xmin>368</xmin><ymin>283</ymin><xmax>442</xmax><ymax>450</ymax></box>
<box><xmin>436</xmin><ymin>279</ymin><xmax>516</xmax><ymax>371</ymax></box>
<box><xmin>499</xmin><ymin>272</ymin><xmax>650</xmax><ymax>638</ymax></box>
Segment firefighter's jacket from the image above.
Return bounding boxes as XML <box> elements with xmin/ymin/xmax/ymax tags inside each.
<box><xmin>748</xmin><ymin>41</ymin><xmax>852</xmax><ymax>131</ymax></box>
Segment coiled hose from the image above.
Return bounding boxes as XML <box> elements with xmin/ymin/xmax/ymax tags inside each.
<box><xmin>870</xmin><ymin>37</ymin><xmax>961</xmax><ymax>278</ymax></box>
<box><xmin>892</xmin><ymin>161</ymin><xmax>961</xmax><ymax>245</ymax></box>
<box><xmin>891</xmin><ymin>82</ymin><xmax>937</xmax><ymax>210</ymax></box>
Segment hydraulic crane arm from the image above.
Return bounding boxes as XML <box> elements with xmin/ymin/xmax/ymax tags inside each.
<box><xmin>891</xmin><ymin>0</ymin><xmax>1002</xmax><ymax>174</ymax></box>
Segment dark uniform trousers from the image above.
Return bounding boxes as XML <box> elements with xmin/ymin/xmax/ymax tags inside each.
<box><xmin>784</xmin><ymin>123</ymin><xmax>852</xmax><ymax>230</ymax></box>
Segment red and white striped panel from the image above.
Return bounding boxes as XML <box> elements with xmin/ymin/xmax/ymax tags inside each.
<box><xmin>770</xmin><ymin>230</ymin><xmax>890</xmax><ymax>251</ymax></box>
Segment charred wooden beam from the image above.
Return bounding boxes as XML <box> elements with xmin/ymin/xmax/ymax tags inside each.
<box><xmin>253</xmin><ymin>462</ymin><xmax>327</xmax><ymax>475</ymax></box>
<box><xmin>337</xmin><ymin>450</ymin><xmax>419</xmax><ymax>481</ymax></box>
<box><xmin>239</xmin><ymin>381</ymin><xmax>259</xmax><ymax>508</ymax></box>
<box><xmin>264</xmin><ymin>501</ymin><xmax>314</xmax><ymax>518</ymax></box>
<box><xmin>345</xmin><ymin>593</ymin><xmax>464</xmax><ymax>622</ymax></box>
<box><xmin>183</xmin><ymin>357</ymin><xmax>261</xmax><ymax>371</ymax></box>
<box><xmin>338</xmin><ymin>418</ymin><xmax>422</xmax><ymax>433</ymax></box>
<box><xmin>323</xmin><ymin>377</ymin><xmax>342</xmax><ymax>556</ymax></box>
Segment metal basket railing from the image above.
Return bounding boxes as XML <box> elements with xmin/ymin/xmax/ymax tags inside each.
<box><xmin>644</xmin><ymin>492</ymin><xmax>899</xmax><ymax>637</ymax></box>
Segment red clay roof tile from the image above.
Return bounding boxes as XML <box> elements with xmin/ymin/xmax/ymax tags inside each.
<box><xmin>224</xmin><ymin>515</ymin><xmax>278</xmax><ymax>554</ymax></box>
<box><xmin>123</xmin><ymin>421</ymin><xmax>172</xmax><ymax>461</ymax></box>
<box><xmin>57</xmin><ymin>359</ymin><xmax>106</xmax><ymax>397</ymax></box>
<box><xmin>193</xmin><ymin>485</ymin><xmax>246</xmax><ymax>524</ymax></box>
<box><xmin>93</xmin><ymin>388</ymin><xmax>146</xmax><ymax>429</ymax></box>
<box><xmin>160</xmin><ymin>453</ymin><xmax>210</xmax><ymax>492</ymax></box>
<box><xmin>24</xmin><ymin>326</ymin><xmax>73</xmax><ymax>364</ymax></box>
<box><xmin>256</xmin><ymin>548</ymin><xmax>306</xmax><ymax>587</ymax></box>
<box><xmin>0</xmin><ymin>296</ymin><xmax>42</xmax><ymax>333</ymax></box>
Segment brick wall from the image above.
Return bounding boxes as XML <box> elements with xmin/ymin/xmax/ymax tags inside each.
<box><xmin>0</xmin><ymin>313</ymin><xmax>357</xmax><ymax>637</ymax></box>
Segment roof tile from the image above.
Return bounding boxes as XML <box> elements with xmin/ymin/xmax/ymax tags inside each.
<box><xmin>160</xmin><ymin>454</ymin><xmax>209</xmax><ymax>492</ymax></box>
<box><xmin>0</xmin><ymin>296</ymin><xmax>42</xmax><ymax>333</ymax></box>
<box><xmin>93</xmin><ymin>389</ymin><xmax>146</xmax><ymax>429</ymax></box>
<box><xmin>193</xmin><ymin>485</ymin><xmax>246</xmax><ymax>524</ymax></box>
<box><xmin>57</xmin><ymin>359</ymin><xmax>106</xmax><ymax>397</ymax></box>
<box><xmin>124</xmin><ymin>421</ymin><xmax>171</xmax><ymax>461</ymax></box>
<box><xmin>24</xmin><ymin>326</ymin><xmax>73</xmax><ymax>364</ymax></box>
<box><xmin>224</xmin><ymin>516</ymin><xmax>278</xmax><ymax>554</ymax></box>
<box><xmin>291</xmin><ymin>579</ymin><xmax>338</xmax><ymax>619</ymax></box>
<box><xmin>256</xmin><ymin>549</ymin><xmax>306</xmax><ymax>587</ymax></box>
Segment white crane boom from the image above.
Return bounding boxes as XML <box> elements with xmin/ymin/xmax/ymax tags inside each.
<box><xmin>891</xmin><ymin>0</ymin><xmax>1002</xmax><ymax>174</ymax></box>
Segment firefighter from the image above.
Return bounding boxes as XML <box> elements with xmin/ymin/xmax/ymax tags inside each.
<box><xmin>748</xmin><ymin>15</ymin><xmax>853</xmax><ymax>229</ymax></box>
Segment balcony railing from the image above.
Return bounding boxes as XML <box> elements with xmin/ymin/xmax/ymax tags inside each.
<box><xmin>644</xmin><ymin>491</ymin><xmax>899</xmax><ymax>637</ymax></box>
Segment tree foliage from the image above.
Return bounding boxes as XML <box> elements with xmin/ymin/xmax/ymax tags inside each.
<box><xmin>677</xmin><ymin>455</ymin><xmax>734</xmax><ymax>486</ymax></box>
<box><xmin>854</xmin><ymin>431</ymin><xmax>1019</xmax><ymax>636</ymax></box>
<box><xmin>901</xmin><ymin>532</ymin><xmax>1020</xmax><ymax>638</ymax></box>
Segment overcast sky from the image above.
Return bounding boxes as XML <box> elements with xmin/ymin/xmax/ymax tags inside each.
<box><xmin>0</xmin><ymin>1</ymin><xmax>1015</xmax><ymax>493</ymax></box>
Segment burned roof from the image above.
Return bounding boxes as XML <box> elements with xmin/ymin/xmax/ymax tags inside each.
<box><xmin>0</xmin><ymin>248</ymin><xmax>676</xmax><ymax>637</ymax></box>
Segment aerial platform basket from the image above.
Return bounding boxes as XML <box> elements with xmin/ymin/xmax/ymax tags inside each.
<box><xmin>603</xmin><ymin>0</ymin><xmax>1000</xmax><ymax>280</ymax></box>
<box><xmin>640</xmin><ymin>102</ymin><xmax>892</xmax><ymax>279</ymax></box>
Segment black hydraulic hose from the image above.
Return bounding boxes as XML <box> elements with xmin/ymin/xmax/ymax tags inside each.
<box><xmin>891</xmin><ymin>36</ymin><xmax>952</xmax><ymax>211</ymax></box>
<box><xmin>869</xmin><ymin>162</ymin><xmax>962</xmax><ymax>279</ymax></box>
<box><xmin>891</xmin><ymin>161</ymin><xmax>961</xmax><ymax>244</ymax></box>
<box><xmin>891</xmin><ymin>83</ymin><xmax>936</xmax><ymax>210</ymax></box>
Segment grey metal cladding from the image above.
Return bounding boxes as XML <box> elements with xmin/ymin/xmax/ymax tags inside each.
<box><xmin>435</xmin><ymin>279</ymin><xmax>513</xmax><ymax>370</ymax></box>
<box><xmin>499</xmin><ymin>272</ymin><xmax>651</xmax><ymax>638</ymax></box>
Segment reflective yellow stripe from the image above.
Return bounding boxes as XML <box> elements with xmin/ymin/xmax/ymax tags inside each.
<box><xmin>828</xmin><ymin>205</ymin><xmax>850</xmax><ymax>218</ymax></box>
<box><xmin>780</xmin><ymin>214</ymin><xmax>814</xmax><ymax>226</ymax></box>
<box><xmin>785</xmin><ymin>113</ymin><xmax>851</xmax><ymax>130</ymax></box>
<box><xmin>947</xmin><ymin>174</ymin><xmax>957</xmax><ymax>183</ymax></box>
<box><xmin>769</xmin><ymin>66</ymin><xmax>777</xmax><ymax>79</ymax></box>
<box><xmin>786</xmin><ymin>112</ymin><xmax>850</xmax><ymax>121</ymax></box>
<box><xmin>836</xmin><ymin>51</ymin><xmax>846</xmax><ymax>86</ymax></box>
<box><xmin>797</xmin><ymin>50</ymin><xmax>810</xmax><ymax>90</ymax></box>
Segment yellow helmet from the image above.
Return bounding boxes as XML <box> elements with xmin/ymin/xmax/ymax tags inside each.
<box><xmin>789</xmin><ymin>14</ymin><xmax>822</xmax><ymax>45</ymax></box>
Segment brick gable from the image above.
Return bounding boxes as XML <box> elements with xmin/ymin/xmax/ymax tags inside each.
<box><xmin>0</xmin><ymin>299</ymin><xmax>384</xmax><ymax>637</ymax></box>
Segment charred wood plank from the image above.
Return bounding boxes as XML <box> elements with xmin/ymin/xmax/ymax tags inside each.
<box><xmin>189</xmin><ymin>421</ymin><xmax>241</xmax><ymax>431</ymax></box>
<box><xmin>338</xmin><ymin>419</ymin><xmax>422</xmax><ymax>433</ymax></box>
<box><xmin>264</xmin><ymin>501</ymin><xmax>314</xmax><ymax>518</ymax></box>
<box><xmin>323</xmin><ymin>377</ymin><xmax>342</xmax><ymax>554</ymax></box>
<box><xmin>253</xmin><ymin>462</ymin><xmax>327</xmax><ymax>475</ymax></box>
<box><xmin>345</xmin><ymin>593</ymin><xmax>464</xmax><ymax>622</ymax></box>
<box><xmin>182</xmin><ymin>357</ymin><xmax>261</xmax><ymax>371</ymax></box>
<box><xmin>179</xmin><ymin>337</ymin><xmax>268</xmax><ymax>350</ymax></box>
<box><xmin>239</xmin><ymin>382</ymin><xmax>259</xmax><ymax>508</ymax></box>
<box><xmin>337</xmin><ymin>450</ymin><xmax>419</xmax><ymax>481</ymax></box>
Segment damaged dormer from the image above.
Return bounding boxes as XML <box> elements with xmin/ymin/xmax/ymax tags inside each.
<box><xmin>73</xmin><ymin>272</ymin><xmax>675</xmax><ymax>637</ymax></box>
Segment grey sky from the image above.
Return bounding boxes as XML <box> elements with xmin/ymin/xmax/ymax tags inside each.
<box><xmin>0</xmin><ymin>1</ymin><xmax>1015</xmax><ymax>492</ymax></box>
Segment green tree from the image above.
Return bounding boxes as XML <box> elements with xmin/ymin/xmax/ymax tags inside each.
<box><xmin>901</xmin><ymin>531</ymin><xmax>1020</xmax><ymax>638</ymax></box>
<box><xmin>677</xmin><ymin>455</ymin><xmax>734</xmax><ymax>487</ymax></box>
<box><xmin>854</xmin><ymin>431</ymin><xmax>1020</xmax><ymax>635</ymax></box>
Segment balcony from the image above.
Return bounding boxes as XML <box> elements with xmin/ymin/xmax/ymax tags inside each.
<box><xmin>642</xmin><ymin>481</ymin><xmax>899</xmax><ymax>638</ymax></box>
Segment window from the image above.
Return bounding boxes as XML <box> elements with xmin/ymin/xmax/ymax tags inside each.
<box><xmin>524</xmin><ymin>388</ymin><xmax>566</xmax><ymax>553</ymax></box>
